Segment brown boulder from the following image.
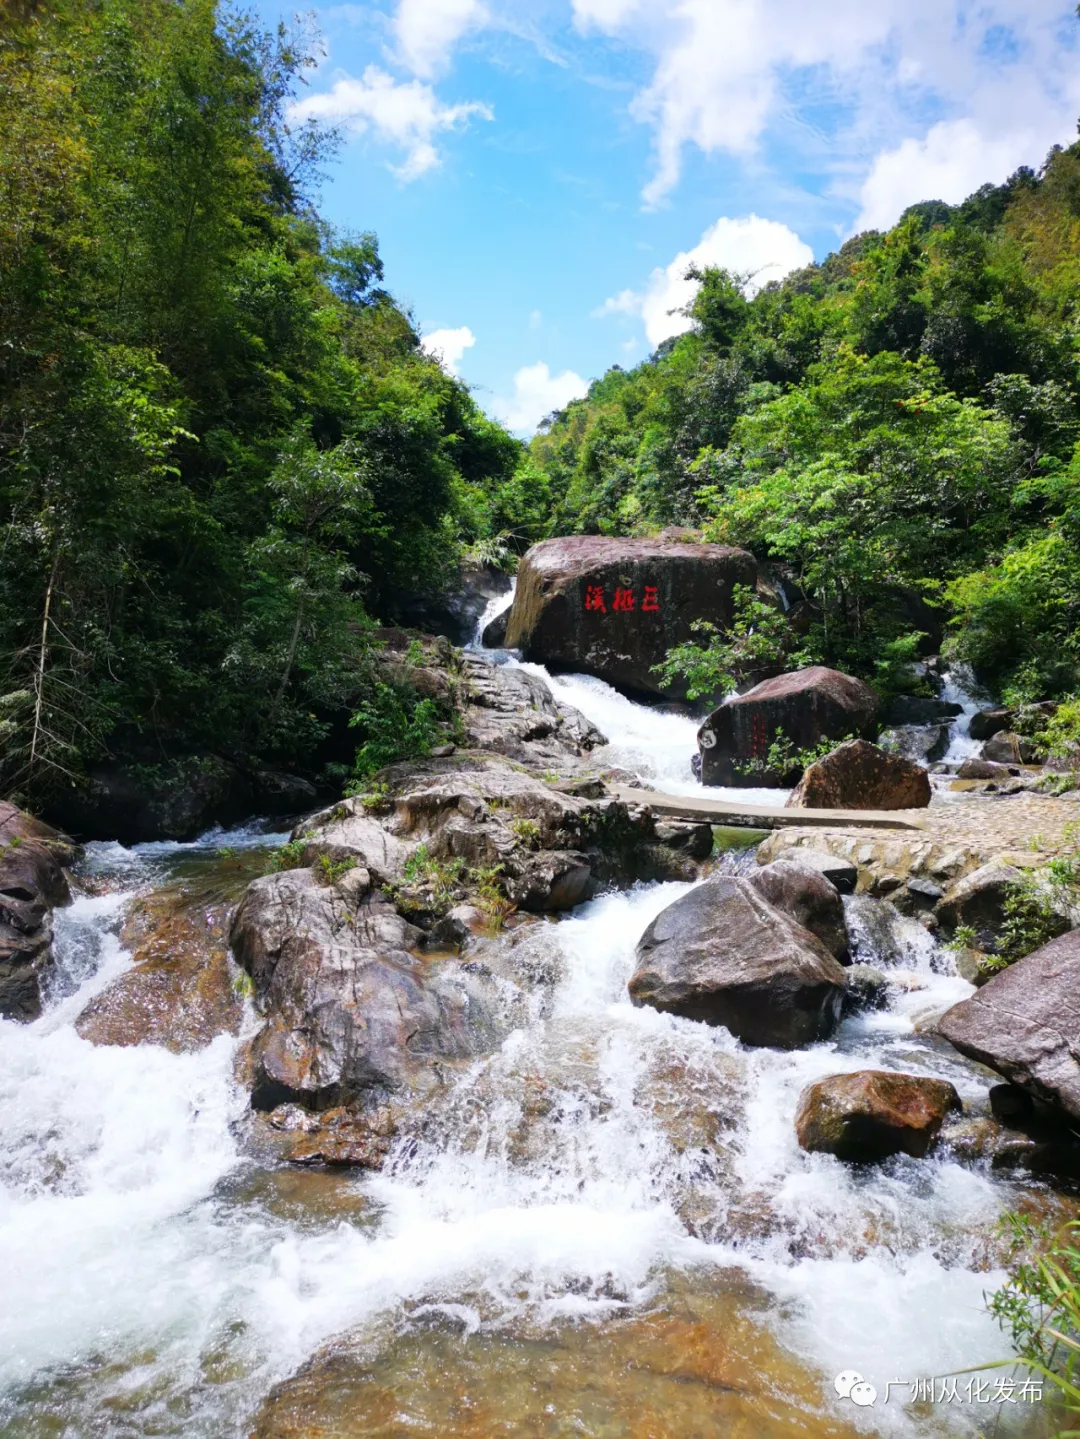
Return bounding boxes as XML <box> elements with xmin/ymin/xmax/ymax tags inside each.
<box><xmin>935</xmin><ymin>931</ymin><xmax>1080</xmax><ymax>1120</ymax></box>
<box><xmin>698</xmin><ymin>668</ymin><xmax>879</xmax><ymax>788</ymax></box>
<box><xmin>75</xmin><ymin>887</ymin><xmax>243</xmax><ymax>1052</ymax></box>
<box><xmin>748</xmin><ymin>859</ymin><xmax>849</xmax><ymax>961</ymax></box>
<box><xmin>982</xmin><ymin>732</ymin><xmax>1040</xmax><ymax>765</ymax></box>
<box><xmin>0</xmin><ymin>802</ymin><xmax>75</xmax><ymax>1021</ymax></box>
<box><xmin>795</xmin><ymin>1070</ymin><xmax>961</xmax><ymax>1161</ymax></box>
<box><xmin>504</xmin><ymin>535</ymin><xmax>759</xmax><ymax>698</ymax></box>
<box><xmin>786</xmin><ymin>740</ymin><xmax>931</xmax><ymax>811</ymax></box>
<box><xmin>629</xmin><ymin>875</ymin><xmax>848</xmax><ymax>1048</ymax></box>
<box><xmin>957</xmin><ymin>758</ymin><xmax>1012</xmax><ymax>781</ymax></box>
<box><xmin>969</xmin><ymin>707</ymin><xmax>1012</xmax><ymax>742</ymax></box>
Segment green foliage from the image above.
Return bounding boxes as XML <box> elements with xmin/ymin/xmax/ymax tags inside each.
<box><xmin>652</xmin><ymin>584</ymin><xmax>816</xmax><ymax>700</ymax></box>
<box><xmin>315</xmin><ymin>854</ymin><xmax>356</xmax><ymax>886</ymax></box>
<box><xmin>981</xmin><ymin>827</ymin><xmax>1080</xmax><ymax>974</ymax></box>
<box><xmin>519</xmin><ymin>150</ymin><xmax>1080</xmax><ymax>694</ymax></box>
<box><xmin>348</xmin><ymin>680</ymin><xmax>445</xmax><ymax>780</ymax></box>
<box><xmin>510</xmin><ymin>817</ymin><xmax>542</xmax><ymax>849</ymax></box>
<box><xmin>0</xmin><ymin>0</ymin><xmax>519</xmax><ymax>806</ymax></box>
<box><xmin>268</xmin><ymin>837</ymin><xmax>307</xmax><ymax>871</ymax></box>
<box><xmin>735</xmin><ymin>730</ymin><xmax>855</xmax><ymax>784</ymax></box>
<box><xmin>988</xmin><ymin>1213</ymin><xmax>1080</xmax><ymax>1418</ymax></box>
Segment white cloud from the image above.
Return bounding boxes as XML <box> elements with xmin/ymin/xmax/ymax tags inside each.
<box><xmin>529</xmin><ymin>309</ymin><xmax>543</xmax><ymax>329</ymax></box>
<box><xmin>598</xmin><ymin>214</ymin><xmax>813</xmax><ymax>347</ymax></box>
<box><xmin>421</xmin><ymin>325</ymin><xmax>477</xmax><ymax>375</ymax></box>
<box><xmin>854</xmin><ymin>117</ymin><xmax>1044</xmax><ymax>232</ymax></box>
<box><xmin>492</xmin><ymin>362</ymin><xmax>589</xmax><ymax>435</ymax></box>
<box><xmin>395</xmin><ymin>0</ymin><xmax>486</xmax><ymax>78</ymax></box>
<box><xmin>288</xmin><ymin>65</ymin><xmax>491</xmax><ymax>180</ymax></box>
<box><xmin>565</xmin><ymin>0</ymin><xmax>1080</xmax><ymax>209</ymax></box>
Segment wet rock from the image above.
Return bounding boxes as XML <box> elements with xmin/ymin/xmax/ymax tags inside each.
<box><xmin>989</xmin><ymin>1083</ymin><xmax>1035</xmax><ymax>1126</ymax></box>
<box><xmin>231</xmin><ymin>867</ymin><xmax>503</xmax><ymax>1111</ymax></box>
<box><xmin>482</xmin><ymin>608</ymin><xmax>509</xmax><ymax>648</ymax></box>
<box><xmin>795</xmin><ymin>1070</ymin><xmax>961</xmax><ymax>1161</ymax></box>
<box><xmin>295</xmin><ymin>806</ymin><xmax>415</xmax><ymax>887</ymax></box>
<box><xmin>429</xmin><ymin>903</ymin><xmax>487</xmax><ymax>948</ymax></box>
<box><xmin>698</xmin><ymin>667</ymin><xmax>879</xmax><ymax>788</ymax></box>
<box><xmin>933</xmin><ymin>861</ymin><xmax>1035</xmax><ymax>950</ymax></box>
<box><xmin>459</xmin><ymin>654</ymin><xmax>605</xmax><ymax>766</ymax></box>
<box><xmin>0</xmin><ymin>802</ymin><xmax>75</xmax><ymax>1022</ymax></box>
<box><xmin>629</xmin><ymin>875</ymin><xmax>848</xmax><ymax>1048</ymax></box>
<box><xmin>841</xmin><ymin>965</ymin><xmax>891</xmax><ymax>1015</ymax></box>
<box><xmin>76</xmin><ymin>891</ymin><xmax>243</xmax><ymax>1052</ymax></box>
<box><xmin>252</xmin><ymin>770</ymin><xmax>319</xmax><ymax>816</ymax></box>
<box><xmin>787</xmin><ymin>740</ymin><xmax>931</xmax><ymax>811</ymax></box>
<box><xmin>957</xmin><ymin>758</ymin><xmax>1012</xmax><ymax>781</ymax></box>
<box><xmin>884</xmin><ymin>696</ymin><xmax>963</xmax><ymax>726</ymax></box>
<box><xmin>769</xmin><ymin>847</ymin><xmax>858</xmax><ymax>895</ymax></box>
<box><xmin>748</xmin><ymin>859</ymin><xmax>849</xmax><ymax>961</ymax></box>
<box><xmin>284</xmin><ymin>1105</ymin><xmax>396</xmax><ymax>1168</ymax></box>
<box><xmin>878</xmin><ymin>724</ymin><xmax>950</xmax><ymax>764</ymax></box>
<box><xmin>654</xmin><ymin>822</ymin><xmax>715</xmax><ymax>859</ymax></box>
<box><xmin>969</xmin><ymin>707</ymin><xmax>1012</xmax><ymax>742</ymax></box>
<box><xmin>505</xmin><ymin>535</ymin><xmax>759</xmax><ymax>699</ymax></box>
<box><xmin>504</xmin><ymin>850</ymin><xmax>595</xmax><ymax>912</ymax></box>
<box><xmin>394</xmin><ymin>563</ymin><xmax>512</xmax><ymax>647</ymax></box>
<box><xmin>982</xmin><ymin>733</ymin><xmax>1040</xmax><ymax>765</ymax></box>
<box><xmin>935</xmin><ymin>931</ymin><xmax>1080</xmax><ymax>1121</ymax></box>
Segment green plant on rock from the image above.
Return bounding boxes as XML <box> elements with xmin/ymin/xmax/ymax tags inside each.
<box><xmin>315</xmin><ymin>854</ymin><xmax>357</xmax><ymax>886</ymax></box>
<box><xmin>470</xmin><ymin>863</ymin><xmax>515</xmax><ymax>933</ymax></box>
<box><xmin>987</xmin><ymin>1213</ymin><xmax>1080</xmax><ymax>1418</ymax></box>
<box><xmin>652</xmin><ymin>584</ymin><xmax>816</xmax><ymax>701</ymax></box>
<box><xmin>268</xmin><ymin>838</ymin><xmax>308</xmax><ymax>872</ymax></box>
<box><xmin>735</xmin><ymin>730</ymin><xmax>854</xmax><ymax>783</ymax></box>
<box><xmin>349</xmin><ymin>680</ymin><xmax>445</xmax><ymax>781</ymax></box>
<box><xmin>982</xmin><ymin>830</ymin><xmax>1080</xmax><ymax>974</ymax></box>
<box><xmin>510</xmin><ymin>817</ymin><xmax>542</xmax><ymax>850</ymax></box>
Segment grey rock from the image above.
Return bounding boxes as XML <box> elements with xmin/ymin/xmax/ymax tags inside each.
<box><xmin>935</xmin><ymin>931</ymin><xmax>1080</xmax><ymax>1121</ymax></box>
<box><xmin>629</xmin><ymin>875</ymin><xmax>848</xmax><ymax>1048</ymax></box>
<box><xmin>884</xmin><ymin>695</ymin><xmax>963</xmax><ymax>726</ymax></box>
<box><xmin>748</xmin><ymin>859</ymin><xmax>849</xmax><ymax>961</ymax></box>
<box><xmin>774</xmin><ymin>848</ymin><xmax>858</xmax><ymax>895</ymax></box>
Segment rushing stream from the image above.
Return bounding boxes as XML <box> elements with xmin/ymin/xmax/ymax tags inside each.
<box><xmin>0</xmin><ymin>661</ymin><xmax>1064</xmax><ymax>1436</ymax></box>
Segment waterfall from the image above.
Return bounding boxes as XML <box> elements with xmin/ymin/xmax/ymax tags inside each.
<box><xmin>0</xmin><ymin>694</ymin><xmax>1041</xmax><ymax>1437</ymax></box>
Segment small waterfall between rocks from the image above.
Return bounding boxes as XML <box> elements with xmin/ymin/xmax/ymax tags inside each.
<box><xmin>0</xmin><ymin>677</ymin><xmax>1057</xmax><ymax>1438</ymax></box>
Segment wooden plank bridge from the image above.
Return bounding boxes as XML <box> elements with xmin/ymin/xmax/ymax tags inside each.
<box><xmin>607</xmin><ymin>784</ymin><xmax>927</xmax><ymax>832</ymax></box>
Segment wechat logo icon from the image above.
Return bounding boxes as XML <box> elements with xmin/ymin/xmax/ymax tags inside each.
<box><xmin>835</xmin><ymin>1371</ymin><xmax>878</xmax><ymax>1407</ymax></box>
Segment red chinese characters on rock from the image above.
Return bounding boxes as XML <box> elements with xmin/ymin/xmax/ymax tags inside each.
<box><xmin>582</xmin><ymin>584</ymin><xmax>662</xmax><ymax>617</ymax></box>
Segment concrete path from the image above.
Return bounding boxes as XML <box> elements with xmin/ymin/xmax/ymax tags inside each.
<box><xmin>608</xmin><ymin>785</ymin><xmax>927</xmax><ymax>832</ymax></box>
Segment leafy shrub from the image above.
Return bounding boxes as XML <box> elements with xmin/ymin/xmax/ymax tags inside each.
<box><xmin>349</xmin><ymin>680</ymin><xmax>444</xmax><ymax>781</ymax></box>
<box><xmin>653</xmin><ymin>584</ymin><xmax>815</xmax><ymax>701</ymax></box>
<box><xmin>988</xmin><ymin>1214</ymin><xmax>1080</xmax><ymax>1415</ymax></box>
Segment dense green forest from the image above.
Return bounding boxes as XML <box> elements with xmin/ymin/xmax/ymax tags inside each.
<box><xmin>517</xmin><ymin>156</ymin><xmax>1080</xmax><ymax>707</ymax></box>
<box><xmin>0</xmin><ymin>0</ymin><xmax>520</xmax><ymax>807</ymax></box>
<box><xmin>5</xmin><ymin>0</ymin><xmax>1080</xmax><ymax>814</ymax></box>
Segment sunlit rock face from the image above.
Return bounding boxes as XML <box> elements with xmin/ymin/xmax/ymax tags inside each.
<box><xmin>504</xmin><ymin>535</ymin><xmax>759</xmax><ymax>699</ymax></box>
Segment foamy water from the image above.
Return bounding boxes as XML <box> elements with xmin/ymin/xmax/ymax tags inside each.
<box><xmin>0</xmin><ymin>702</ymin><xmax>1044</xmax><ymax>1437</ymax></box>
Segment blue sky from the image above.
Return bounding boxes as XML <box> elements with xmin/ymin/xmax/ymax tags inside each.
<box><xmin>252</xmin><ymin>0</ymin><xmax>1080</xmax><ymax>433</ymax></box>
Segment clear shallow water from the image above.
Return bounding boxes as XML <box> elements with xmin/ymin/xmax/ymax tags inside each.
<box><xmin>0</xmin><ymin>722</ymin><xmax>1058</xmax><ymax>1436</ymax></box>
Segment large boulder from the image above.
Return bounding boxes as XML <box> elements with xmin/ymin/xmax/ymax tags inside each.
<box><xmin>230</xmin><ymin>866</ymin><xmax>503</xmax><ymax>1111</ymax></box>
<box><xmin>786</xmin><ymin>740</ymin><xmax>931</xmax><ymax>811</ymax></box>
<box><xmin>932</xmin><ymin>861</ymin><xmax>1055</xmax><ymax>952</ymax></box>
<box><xmin>0</xmin><ymin>802</ymin><xmax>75</xmax><ymax>1021</ymax></box>
<box><xmin>878</xmin><ymin>724</ymin><xmax>950</xmax><ymax>764</ymax></box>
<box><xmin>747</xmin><ymin>859</ymin><xmax>849</xmax><ymax>961</ymax></box>
<box><xmin>935</xmin><ymin>932</ymin><xmax>1080</xmax><ymax>1120</ymax></box>
<box><xmin>503</xmin><ymin>535</ymin><xmax>759</xmax><ymax>698</ymax></box>
<box><xmin>982</xmin><ymin>733</ymin><xmax>1040</xmax><ymax>765</ymax></box>
<box><xmin>697</xmin><ymin>668</ymin><xmax>879</xmax><ymax>788</ymax></box>
<box><xmin>795</xmin><ymin>1071</ymin><xmax>961</xmax><ymax>1161</ymax></box>
<box><xmin>969</xmin><ymin>707</ymin><xmax>1012</xmax><ymax>742</ymax></box>
<box><xmin>884</xmin><ymin>695</ymin><xmax>962</xmax><ymax>726</ymax></box>
<box><xmin>628</xmin><ymin>875</ymin><xmax>848</xmax><ymax>1047</ymax></box>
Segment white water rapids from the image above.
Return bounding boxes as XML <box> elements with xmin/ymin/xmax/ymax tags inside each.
<box><xmin>0</xmin><ymin>677</ymin><xmax>1051</xmax><ymax>1435</ymax></box>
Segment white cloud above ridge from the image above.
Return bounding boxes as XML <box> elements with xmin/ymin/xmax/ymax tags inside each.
<box><xmin>288</xmin><ymin>65</ymin><xmax>491</xmax><ymax>181</ymax></box>
<box><xmin>853</xmin><ymin>117</ymin><xmax>1047</xmax><ymax>233</ymax></box>
<box><xmin>598</xmin><ymin>214</ymin><xmax>814</xmax><ymax>348</ymax></box>
<box><xmin>564</xmin><ymin>0</ymin><xmax>1080</xmax><ymax>211</ymax></box>
<box><xmin>492</xmin><ymin>362</ymin><xmax>589</xmax><ymax>435</ymax></box>
<box><xmin>421</xmin><ymin>325</ymin><xmax>477</xmax><ymax>375</ymax></box>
